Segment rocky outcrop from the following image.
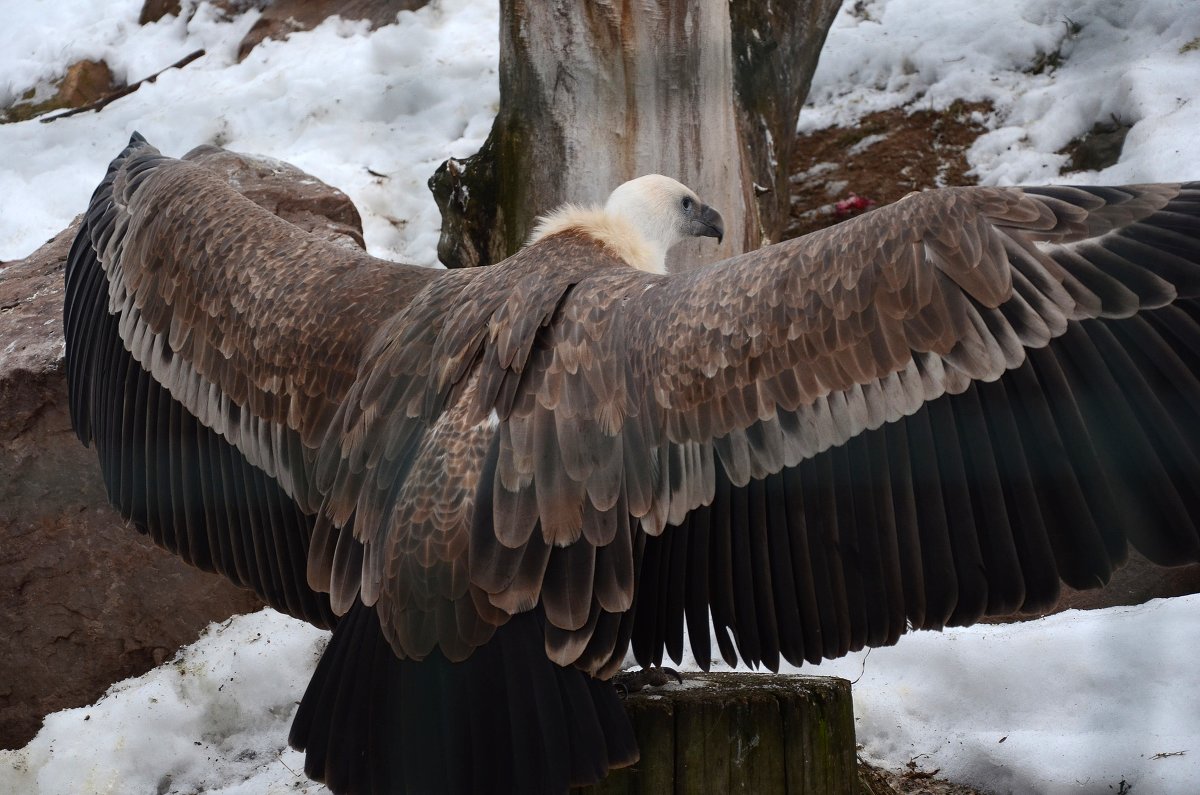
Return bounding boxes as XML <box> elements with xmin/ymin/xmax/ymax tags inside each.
<box><xmin>235</xmin><ymin>0</ymin><xmax>429</xmax><ymax>61</ymax></box>
<box><xmin>993</xmin><ymin>549</ymin><xmax>1200</xmax><ymax>623</ymax></box>
<box><xmin>138</xmin><ymin>0</ymin><xmax>183</xmax><ymax>25</ymax></box>
<box><xmin>182</xmin><ymin>144</ymin><xmax>366</xmax><ymax>247</ymax></box>
<box><xmin>0</xmin><ymin>148</ymin><xmax>368</xmax><ymax>750</ymax></box>
<box><xmin>0</xmin><ymin>60</ymin><xmax>117</xmax><ymax>124</ymax></box>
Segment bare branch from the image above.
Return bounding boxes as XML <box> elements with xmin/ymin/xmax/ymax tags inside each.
<box><xmin>40</xmin><ymin>50</ymin><xmax>205</xmax><ymax>123</ymax></box>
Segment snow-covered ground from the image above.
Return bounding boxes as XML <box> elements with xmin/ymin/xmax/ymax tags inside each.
<box><xmin>755</xmin><ymin>596</ymin><xmax>1200</xmax><ymax>794</ymax></box>
<box><xmin>800</xmin><ymin>0</ymin><xmax>1200</xmax><ymax>186</ymax></box>
<box><xmin>4</xmin><ymin>597</ymin><xmax>1195</xmax><ymax>795</ymax></box>
<box><xmin>0</xmin><ymin>0</ymin><xmax>499</xmax><ymax>264</ymax></box>
<box><xmin>3</xmin><ymin>0</ymin><xmax>1200</xmax><ymax>793</ymax></box>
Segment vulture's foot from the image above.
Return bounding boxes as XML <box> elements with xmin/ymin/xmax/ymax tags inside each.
<box><xmin>613</xmin><ymin>666</ymin><xmax>683</xmax><ymax>696</ymax></box>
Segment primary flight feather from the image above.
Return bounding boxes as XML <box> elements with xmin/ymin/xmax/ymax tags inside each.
<box><xmin>65</xmin><ymin>134</ymin><xmax>1200</xmax><ymax>793</ymax></box>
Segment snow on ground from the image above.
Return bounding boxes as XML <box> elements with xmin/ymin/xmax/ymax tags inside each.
<box><xmin>3</xmin><ymin>0</ymin><xmax>1200</xmax><ymax>793</ymax></box>
<box><xmin>0</xmin><ymin>0</ymin><xmax>499</xmax><ymax>264</ymax></box>
<box><xmin>1</xmin><ymin>611</ymin><xmax>332</xmax><ymax>795</ymax></box>
<box><xmin>800</xmin><ymin>0</ymin><xmax>1200</xmax><ymax>185</ymax></box>
<box><xmin>4</xmin><ymin>598</ymin><xmax>1196</xmax><ymax>795</ymax></box>
<box><xmin>686</xmin><ymin>597</ymin><xmax>1200</xmax><ymax>794</ymax></box>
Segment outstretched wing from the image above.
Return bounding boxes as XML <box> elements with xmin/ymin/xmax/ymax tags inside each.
<box><xmin>64</xmin><ymin>136</ymin><xmax>437</xmax><ymax>627</ymax></box>
<box><xmin>469</xmin><ymin>182</ymin><xmax>1200</xmax><ymax>673</ymax></box>
<box><xmin>67</xmin><ymin>139</ymin><xmax>1200</xmax><ymax>675</ymax></box>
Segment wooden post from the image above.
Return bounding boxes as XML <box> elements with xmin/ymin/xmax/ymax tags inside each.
<box><xmin>575</xmin><ymin>673</ymin><xmax>856</xmax><ymax>795</ymax></box>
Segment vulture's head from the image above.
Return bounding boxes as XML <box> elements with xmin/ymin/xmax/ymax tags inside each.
<box><xmin>605</xmin><ymin>174</ymin><xmax>725</xmax><ymax>252</ymax></box>
<box><xmin>531</xmin><ymin>174</ymin><xmax>725</xmax><ymax>274</ymax></box>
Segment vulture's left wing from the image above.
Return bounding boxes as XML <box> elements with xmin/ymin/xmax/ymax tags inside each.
<box><xmin>468</xmin><ymin>183</ymin><xmax>1200</xmax><ymax>673</ymax></box>
<box><xmin>64</xmin><ymin>136</ymin><xmax>437</xmax><ymax>627</ymax></box>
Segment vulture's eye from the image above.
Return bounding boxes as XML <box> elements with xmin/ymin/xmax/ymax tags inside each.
<box><xmin>682</xmin><ymin>196</ymin><xmax>693</xmax><ymax>211</ymax></box>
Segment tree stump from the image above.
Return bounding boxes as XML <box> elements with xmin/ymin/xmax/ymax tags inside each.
<box><xmin>575</xmin><ymin>673</ymin><xmax>856</xmax><ymax>795</ymax></box>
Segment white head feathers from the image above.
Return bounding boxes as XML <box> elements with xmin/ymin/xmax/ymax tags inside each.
<box><xmin>530</xmin><ymin>175</ymin><xmax>724</xmax><ymax>274</ymax></box>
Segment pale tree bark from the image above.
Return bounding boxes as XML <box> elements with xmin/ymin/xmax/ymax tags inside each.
<box><xmin>430</xmin><ymin>0</ymin><xmax>842</xmax><ymax>270</ymax></box>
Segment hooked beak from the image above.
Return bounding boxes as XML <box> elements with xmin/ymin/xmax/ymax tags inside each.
<box><xmin>688</xmin><ymin>203</ymin><xmax>725</xmax><ymax>245</ymax></box>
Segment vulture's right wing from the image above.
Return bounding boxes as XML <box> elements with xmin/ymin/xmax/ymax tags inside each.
<box><xmin>470</xmin><ymin>182</ymin><xmax>1200</xmax><ymax>673</ymax></box>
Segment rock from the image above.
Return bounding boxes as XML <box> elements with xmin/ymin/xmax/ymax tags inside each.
<box><xmin>0</xmin><ymin>149</ymin><xmax>369</xmax><ymax>751</ymax></box>
<box><xmin>1</xmin><ymin>60</ymin><xmax>116</xmax><ymax>124</ymax></box>
<box><xmin>138</xmin><ymin>0</ymin><xmax>182</xmax><ymax>24</ymax></box>
<box><xmin>1016</xmin><ymin>550</ymin><xmax>1200</xmax><ymax>621</ymax></box>
<box><xmin>1063</xmin><ymin>118</ymin><xmax>1132</xmax><ymax>174</ymax></box>
<box><xmin>143</xmin><ymin>0</ymin><xmax>271</xmax><ymax>26</ymax></box>
<box><xmin>0</xmin><ymin>224</ymin><xmax>267</xmax><ymax>751</ymax></box>
<box><xmin>55</xmin><ymin>61</ymin><xmax>116</xmax><ymax>108</ymax></box>
<box><xmin>976</xmin><ymin>550</ymin><xmax>1200</xmax><ymax>625</ymax></box>
<box><xmin>235</xmin><ymin>0</ymin><xmax>429</xmax><ymax>61</ymax></box>
<box><xmin>182</xmin><ymin>144</ymin><xmax>367</xmax><ymax>248</ymax></box>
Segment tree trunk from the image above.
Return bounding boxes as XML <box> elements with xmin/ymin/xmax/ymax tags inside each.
<box><xmin>730</xmin><ymin>0</ymin><xmax>842</xmax><ymax>245</ymax></box>
<box><xmin>430</xmin><ymin>0</ymin><xmax>841</xmax><ymax>270</ymax></box>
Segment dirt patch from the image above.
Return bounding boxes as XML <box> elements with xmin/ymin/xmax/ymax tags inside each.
<box><xmin>859</xmin><ymin>757</ymin><xmax>990</xmax><ymax>795</ymax></box>
<box><xmin>783</xmin><ymin>101</ymin><xmax>992</xmax><ymax>240</ymax></box>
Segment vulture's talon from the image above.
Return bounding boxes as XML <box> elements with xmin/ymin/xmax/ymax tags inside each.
<box><xmin>613</xmin><ymin>666</ymin><xmax>683</xmax><ymax>695</ymax></box>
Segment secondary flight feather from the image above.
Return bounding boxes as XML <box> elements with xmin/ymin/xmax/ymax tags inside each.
<box><xmin>65</xmin><ymin>134</ymin><xmax>1200</xmax><ymax>793</ymax></box>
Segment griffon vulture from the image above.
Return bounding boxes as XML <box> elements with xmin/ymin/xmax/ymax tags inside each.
<box><xmin>65</xmin><ymin>134</ymin><xmax>1200</xmax><ymax>794</ymax></box>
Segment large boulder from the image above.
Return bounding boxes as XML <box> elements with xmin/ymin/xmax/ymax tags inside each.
<box><xmin>0</xmin><ymin>59</ymin><xmax>118</xmax><ymax>124</ymax></box>
<box><xmin>182</xmin><ymin>143</ymin><xmax>366</xmax><ymax>247</ymax></box>
<box><xmin>0</xmin><ymin>147</ymin><xmax>367</xmax><ymax>750</ymax></box>
<box><xmin>235</xmin><ymin>0</ymin><xmax>429</xmax><ymax>61</ymax></box>
<box><xmin>1017</xmin><ymin>549</ymin><xmax>1200</xmax><ymax>620</ymax></box>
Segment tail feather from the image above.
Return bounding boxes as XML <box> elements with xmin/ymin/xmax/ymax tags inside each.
<box><xmin>296</xmin><ymin>595</ymin><xmax>372</xmax><ymax>789</ymax></box>
<box><xmin>557</xmin><ymin>671</ymin><xmax>618</xmax><ymax>784</ymax></box>
<box><xmin>290</xmin><ymin>601</ymin><xmax>637</xmax><ymax>794</ymax></box>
